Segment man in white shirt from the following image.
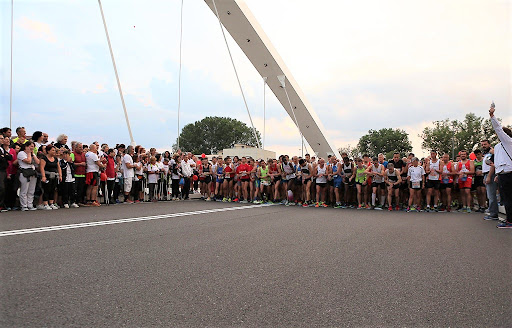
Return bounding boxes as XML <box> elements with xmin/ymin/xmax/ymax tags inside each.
<box><xmin>181</xmin><ymin>154</ymin><xmax>193</xmax><ymax>200</ymax></box>
<box><xmin>489</xmin><ymin>106</ymin><xmax>512</xmax><ymax>228</ymax></box>
<box><xmin>85</xmin><ymin>144</ymin><xmax>104</xmax><ymax>206</ymax></box>
<box><xmin>122</xmin><ymin>146</ymin><xmax>135</xmax><ymax>203</ymax></box>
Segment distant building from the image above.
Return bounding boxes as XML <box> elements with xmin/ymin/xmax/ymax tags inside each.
<box><xmin>221</xmin><ymin>144</ymin><xmax>276</xmax><ymax>160</ymax></box>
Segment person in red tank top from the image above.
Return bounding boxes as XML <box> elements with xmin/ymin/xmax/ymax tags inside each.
<box><xmin>236</xmin><ymin>157</ymin><xmax>251</xmax><ymax>202</ymax></box>
<box><xmin>456</xmin><ymin>150</ymin><xmax>475</xmax><ymax>212</ymax></box>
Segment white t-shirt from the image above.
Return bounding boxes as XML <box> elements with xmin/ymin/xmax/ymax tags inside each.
<box><xmin>134</xmin><ymin>162</ymin><xmax>143</xmax><ymax>176</ymax></box>
<box><xmin>408</xmin><ymin>165</ymin><xmax>425</xmax><ymax>182</ymax></box>
<box><xmin>63</xmin><ymin>160</ymin><xmax>75</xmax><ymax>182</ymax></box>
<box><xmin>17</xmin><ymin>151</ymin><xmax>35</xmax><ymax>169</ymax></box>
<box><xmin>85</xmin><ymin>151</ymin><xmax>99</xmax><ymax>173</ymax></box>
<box><xmin>147</xmin><ymin>164</ymin><xmax>160</xmax><ymax>184</ymax></box>
<box><xmin>122</xmin><ymin>154</ymin><xmax>134</xmax><ymax>178</ymax></box>
<box><xmin>428</xmin><ymin>159</ymin><xmax>440</xmax><ymax>180</ymax></box>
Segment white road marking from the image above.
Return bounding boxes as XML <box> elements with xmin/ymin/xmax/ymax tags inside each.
<box><xmin>0</xmin><ymin>204</ymin><xmax>273</xmax><ymax>237</ymax></box>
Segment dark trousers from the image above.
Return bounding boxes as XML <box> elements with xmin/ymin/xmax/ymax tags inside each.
<box><xmin>172</xmin><ymin>179</ymin><xmax>180</xmax><ymax>198</ymax></box>
<box><xmin>106</xmin><ymin>180</ymin><xmax>115</xmax><ymax>202</ymax></box>
<box><xmin>75</xmin><ymin>176</ymin><xmax>86</xmax><ymax>204</ymax></box>
<box><xmin>181</xmin><ymin>177</ymin><xmax>190</xmax><ymax>199</ymax></box>
<box><xmin>113</xmin><ymin>181</ymin><xmax>121</xmax><ymax>202</ymax></box>
<box><xmin>42</xmin><ymin>178</ymin><xmax>58</xmax><ymax>202</ymax></box>
<box><xmin>62</xmin><ymin>181</ymin><xmax>77</xmax><ymax>205</ymax></box>
<box><xmin>498</xmin><ymin>172</ymin><xmax>512</xmax><ymax>222</ymax></box>
<box><xmin>0</xmin><ymin>170</ymin><xmax>6</xmax><ymax>208</ymax></box>
<box><xmin>132</xmin><ymin>180</ymin><xmax>142</xmax><ymax>201</ymax></box>
<box><xmin>5</xmin><ymin>174</ymin><xmax>19</xmax><ymax>208</ymax></box>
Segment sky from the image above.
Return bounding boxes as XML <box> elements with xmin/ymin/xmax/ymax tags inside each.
<box><xmin>1</xmin><ymin>0</ymin><xmax>511</xmax><ymax>157</ymax></box>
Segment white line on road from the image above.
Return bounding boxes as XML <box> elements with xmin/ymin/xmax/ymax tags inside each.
<box><xmin>0</xmin><ymin>204</ymin><xmax>274</xmax><ymax>237</ymax></box>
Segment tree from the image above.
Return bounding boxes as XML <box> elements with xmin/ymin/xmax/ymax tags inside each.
<box><xmin>175</xmin><ymin>116</ymin><xmax>261</xmax><ymax>154</ymax></box>
<box><xmin>337</xmin><ymin>144</ymin><xmax>359</xmax><ymax>159</ymax></box>
<box><xmin>357</xmin><ymin>128</ymin><xmax>412</xmax><ymax>159</ymax></box>
<box><xmin>420</xmin><ymin>113</ymin><xmax>510</xmax><ymax>157</ymax></box>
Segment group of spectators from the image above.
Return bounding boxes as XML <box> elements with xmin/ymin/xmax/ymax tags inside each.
<box><xmin>0</xmin><ymin>107</ymin><xmax>510</xmax><ymax>228</ymax></box>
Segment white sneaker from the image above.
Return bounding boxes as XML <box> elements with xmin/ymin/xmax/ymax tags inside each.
<box><xmin>22</xmin><ymin>207</ymin><xmax>29</xmax><ymax>211</ymax></box>
<box><xmin>71</xmin><ymin>203</ymin><xmax>79</xmax><ymax>208</ymax></box>
<box><xmin>51</xmin><ymin>204</ymin><xmax>59</xmax><ymax>210</ymax></box>
<box><xmin>43</xmin><ymin>204</ymin><xmax>53</xmax><ymax>210</ymax></box>
<box><xmin>36</xmin><ymin>204</ymin><xmax>45</xmax><ymax>210</ymax></box>
<box><xmin>28</xmin><ymin>207</ymin><xmax>37</xmax><ymax>211</ymax></box>
<box><xmin>63</xmin><ymin>204</ymin><xmax>70</xmax><ymax>209</ymax></box>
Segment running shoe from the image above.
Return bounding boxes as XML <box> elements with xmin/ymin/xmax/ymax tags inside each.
<box><xmin>365</xmin><ymin>204</ymin><xmax>371</xmax><ymax>209</ymax></box>
<box><xmin>71</xmin><ymin>203</ymin><xmax>79</xmax><ymax>208</ymax></box>
<box><xmin>315</xmin><ymin>202</ymin><xmax>320</xmax><ymax>208</ymax></box>
<box><xmin>302</xmin><ymin>202</ymin><xmax>308</xmax><ymax>208</ymax></box>
<box><xmin>334</xmin><ymin>203</ymin><xmax>342</xmax><ymax>209</ymax></box>
<box><xmin>43</xmin><ymin>204</ymin><xmax>53</xmax><ymax>210</ymax></box>
<box><xmin>233</xmin><ymin>198</ymin><xmax>239</xmax><ymax>202</ymax></box>
<box><xmin>322</xmin><ymin>203</ymin><xmax>328</xmax><ymax>208</ymax></box>
<box><xmin>496</xmin><ymin>222</ymin><xmax>512</xmax><ymax>229</ymax></box>
<box><xmin>357</xmin><ymin>204</ymin><xmax>363</xmax><ymax>210</ymax></box>
<box><xmin>388</xmin><ymin>206</ymin><xmax>393</xmax><ymax>211</ymax></box>
<box><xmin>92</xmin><ymin>201</ymin><xmax>101</xmax><ymax>207</ymax></box>
<box><xmin>395</xmin><ymin>205</ymin><xmax>400</xmax><ymax>211</ymax></box>
<box><xmin>240</xmin><ymin>200</ymin><xmax>248</xmax><ymax>204</ymax></box>
<box><xmin>63</xmin><ymin>204</ymin><xmax>70</xmax><ymax>209</ymax></box>
<box><xmin>446</xmin><ymin>206</ymin><xmax>451</xmax><ymax>212</ymax></box>
<box><xmin>425</xmin><ymin>207</ymin><xmax>431</xmax><ymax>212</ymax></box>
<box><xmin>483</xmin><ymin>215</ymin><xmax>499</xmax><ymax>221</ymax></box>
<box><xmin>374</xmin><ymin>206</ymin><xmax>383</xmax><ymax>211</ymax></box>
<box><xmin>433</xmin><ymin>206</ymin><xmax>439</xmax><ymax>212</ymax></box>
<box><xmin>466</xmin><ymin>207</ymin><xmax>472</xmax><ymax>213</ymax></box>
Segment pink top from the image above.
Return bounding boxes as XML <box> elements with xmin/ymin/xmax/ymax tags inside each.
<box><xmin>7</xmin><ymin>148</ymin><xmax>17</xmax><ymax>175</ymax></box>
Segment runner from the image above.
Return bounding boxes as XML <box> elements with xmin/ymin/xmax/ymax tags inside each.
<box><xmin>222</xmin><ymin>157</ymin><xmax>235</xmax><ymax>202</ymax></box>
<box><xmin>215</xmin><ymin>157</ymin><xmax>224</xmax><ymax>201</ymax></box>
<box><xmin>354</xmin><ymin>158</ymin><xmax>368</xmax><ymax>209</ymax></box>
<box><xmin>299</xmin><ymin>158</ymin><xmax>313</xmax><ymax>207</ymax></box>
<box><xmin>366</xmin><ymin>157</ymin><xmax>385</xmax><ymax>210</ymax></box>
<box><xmin>472</xmin><ymin>149</ymin><xmax>486</xmax><ymax>212</ymax></box>
<box><xmin>425</xmin><ymin>150</ymin><xmax>441</xmax><ymax>212</ymax></box>
<box><xmin>199</xmin><ymin>157</ymin><xmax>212</xmax><ymax>201</ymax></box>
<box><xmin>407</xmin><ymin>157</ymin><xmax>425</xmax><ymax>212</ymax></box>
<box><xmin>331</xmin><ymin>158</ymin><xmax>344</xmax><ymax>208</ymax></box>
<box><xmin>438</xmin><ymin>153</ymin><xmax>455</xmax><ymax>212</ymax></box>
<box><xmin>390</xmin><ymin>152</ymin><xmax>405</xmax><ymax>208</ymax></box>
<box><xmin>342</xmin><ymin>156</ymin><xmax>355</xmax><ymax>208</ymax></box>
<box><xmin>257</xmin><ymin>159</ymin><xmax>271</xmax><ymax>203</ymax></box>
<box><xmin>384</xmin><ymin>162</ymin><xmax>402</xmax><ymax>211</ymax></box>
<box><xmin>456</xmin><ymin>150</ymin><xmax>475</xmax><ymax>213</ymax></box>
<box><xmin>314</xmin><ymin>158</ymin><xmax>328</xmax><ymax>207</ymax></box>
<box><xmin>281</xmin><ymin>156</ymin><xmax>295</xmax><ymax>205</ymax></box>
<box><xmin>236</xmin><ymin>156</ymin><xmax>251</xmax><ymax>203</ymax></box>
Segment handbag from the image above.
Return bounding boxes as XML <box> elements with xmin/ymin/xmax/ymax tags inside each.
<box><xmin>21</xmin><ymin>168</ymin><xmax>37</xmax><ymax>178</ymax></box>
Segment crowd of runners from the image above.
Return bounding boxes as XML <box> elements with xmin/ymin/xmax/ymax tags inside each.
<box><xmin>0</xmin><ymin>107</ymin><xmax>510</xmax><ymax>228</ymax></box>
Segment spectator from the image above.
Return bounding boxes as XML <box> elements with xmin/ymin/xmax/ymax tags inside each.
<box><xmin>85</xmin><ymin>144</ymin><xmax>104</xmax><ymax>206</ymax></box>
<box><xmin>12</xmin><ymin>127</ymin><xmax>28</xmax><ymax>145</ymax></box>
<box><xmin>181</xmin><ymin>153</ymin><xmax>193</xmax><ymax>200</ymax></box>
<box><xmin>60</xmin><ymin>150</ymin><xmax>79</xmax><ymax>208</ymax></box>
<box><xmin>489</xmin><ymin>106</ymin><xmax>512</xmax><ymax>228</ymax></box>
<box><xmin>32</xmin><ymin>131</ymin><xmax>44</xmax><ymax>154</ymax></box>
<box><xmin>42</xmin><ymin>132</ymin><xmax>49</xmax><ymax>146</ymax></box>
<box><xmin>73</xmin><ymin>142</ymin><xmax>87</xmax><ymax>205</ymax></box>
<box><xmin>54</xmin><ymin>134</ymin><xmax>69</xmax><ymax>150</ymax></box>
<box><xmin>39</xmin><ymin>144</ymin><xmax>62</xmax><ymax>210</ymax></box>
<box><xmin>1</xmin><ymin>127</ymin><xmax>12</xmax><ymax>138</ymax></box>
<box><xmin>122</xmin><ymin>145</ymin><xmax>135</xmax><ymax>203</ymax></box>
<box><xmin>18</xmin><ymin>141</ymin><xmax>40</xmax><ymax>211</ymax></box>
<box><xmin>0</xmin><ymin>134</ymin><xmax>13</xmax><ymax>212</ymax></box>
<box><xmin>5</xmin><ymin>139</ymin><xmax>19</xmax><ymax>210</ymax></box>
<box><xmin>105</xmin><ymin>149</ymin><xmax>116</xmax><ymax>204</ymax></box>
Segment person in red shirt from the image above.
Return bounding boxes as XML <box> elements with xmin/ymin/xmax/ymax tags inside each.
<box><xmin>73</xmin><ymin>142</ymin><xmax>87</xmax><ymax>205</ymax></box>
<box><xmin>105</xmin><ymin>149</ymin><xmax>116</xmax><ymax>203</ymax></box>
<box><xmin>236</xmin><ymin>157</ymin><xmax>251</xmax><ymax>203</ymax></box>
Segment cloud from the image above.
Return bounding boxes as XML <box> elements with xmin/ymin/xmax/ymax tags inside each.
<box><xmin>18</xmin><ymin>16</ymin><xmax>57</xmax><ymax>43</ymax></box>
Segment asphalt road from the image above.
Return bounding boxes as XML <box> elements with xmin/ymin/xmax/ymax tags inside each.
<box><xmin>1</xmin><ymin>200</ymin><xmax>510</xmax><ymax>327</ymax></box>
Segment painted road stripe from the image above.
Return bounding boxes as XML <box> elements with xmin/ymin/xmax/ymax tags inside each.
<box><xmin>0</xmin><ymin>204</ymin><xmax>274</xmax><ymax>237</ymax></box>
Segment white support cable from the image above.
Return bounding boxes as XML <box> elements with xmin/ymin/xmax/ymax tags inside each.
<box><xmin>9</xmin><ymin>0</ymin><xmax>13</xmax><ymax>129</ymax></box>
<box><xmin>211</xmin><ymin>0</ymin><xmax>261</xmax><ymax>149</ymax></box>
<box><xmin>263</xmin><ymin>76</ymin><xmax>267</xmax><ymax>150</ymax></box>
<box><xmin>277</xmin><ymin>75</ymin><xmax>309</xmax><ymax>157</ymax></box>
<box><xmin>98</xmin><ymin>0</ymin><xmax>136</xmax><ymax>147</ymax></box>
<box><xmin>177</xmin><ymin>0</ymin><xmax>184</xmax><ymax>149</ymax></box>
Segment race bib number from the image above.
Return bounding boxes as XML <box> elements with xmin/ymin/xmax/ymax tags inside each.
<box><xmin>412</xmin><ymin>181</ymin><xmax>421</xmax><ymax>189</ymax></box>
